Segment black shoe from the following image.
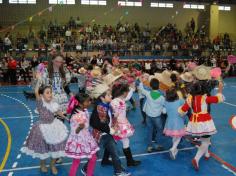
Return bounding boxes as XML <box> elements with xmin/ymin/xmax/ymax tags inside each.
<box><xmin>101</xmin><ymin>159</ymin><xmax>113</xmax><ymax>167</ymax></box>
<box><xmin>127</xmin><ymin>160</ymin><xmax>141</xmax><ymax>167</ymax></box>
<box><xmin>123</xmin><ymin>147</ymin><xmax>141</xmax><ymax>167</ymax></box>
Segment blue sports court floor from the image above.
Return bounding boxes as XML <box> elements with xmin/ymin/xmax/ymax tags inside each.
<box><xmin>0</xmin><ymin>78</ymin><xmax>236</xmax><ymax>176</ymax></box>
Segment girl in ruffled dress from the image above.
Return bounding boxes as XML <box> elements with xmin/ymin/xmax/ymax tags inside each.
<box><xmin>21</xmin><ymin>78</ymin><xmax>68</xmax><ymax>175</ymax></box>
<box><xmin>110</xmin><ymin>83</ymin><xmax>141</xmax><ymax>167</ymax></box>
<box><xmin>178</xmin><ymin>81</ymin><xmax>224</xmax><ymax>171</ymax></box>
<box><xmin>65</xmin><ymin>93</ymin><xmax>99</xmax><ymax>176</ymax></box>
<box><xmin>163</xmin><ymin>88</ymin><xmax>186</xmax><ymax>160</ymax></box>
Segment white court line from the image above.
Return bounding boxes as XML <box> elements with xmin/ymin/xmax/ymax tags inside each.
<box><xmin>222</xmin><ymin>165</ymin><xmax>236</xmax><ymax>175</ymax></box>
<box><xmin>223</xmin><ymin>102</ymin><xmax>236</xmax><ymax>107</ymax></box>
<box><xmin>0</xmin><ymin>115</ymin><xmax>38</xmax><ymax>120</ymax></box>
<box><xmin>0</xmin><ymin>92</ymin><xmax>24</xmax><ymax>94</ymax></box>
<box><xmin>1</xmin><ymin>147</ymin><xmax>195</xmax><ymax>173</ymax></box>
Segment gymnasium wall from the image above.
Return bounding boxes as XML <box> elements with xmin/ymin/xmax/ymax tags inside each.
<box><xmin>0</xmin><ymin>0</ymin><xmax>235</xmax><ymax>40</ymax></box>
<box><xmin>218</xmin><ymin>6</ymin><xmax>236</xmax><ymax>40</ymax></box>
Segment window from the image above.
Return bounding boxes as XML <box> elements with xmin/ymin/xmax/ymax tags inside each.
<box><xmin>81</xmin><ymin>0</ymin><xmax>106</xmax><ymax>5</ymax></box>
<box><xmin>183</xmin><ymin>4</ymin><xmax>205</xmax><ymax>10</ymax></box>
<box><xmin>150</xmin><ymin>2</ymin><xmax>173</xmax><ymax>8</ymax></box>
<box><xmin>49</xmin><ymin>0</ymin><xmax>75</xmax><ymax>4</ymax></box>
<box><xmin>0</xmin><ymin>0</ymin><xmax>2</xmax><ymax>3</ymax></box>
<box><xmin>118</xmin><ymin>1</ymin><xmax>142</xmax><ymax>7</ymax></box>
<box><xmin>9</xmin><ymin>0</ymin><xmax>36</xmax><ymax>4</ymax></box>
<box><xmin>219</xmin><ymin>6</ymin><xmax>231</xmax><ymax>11</ymax></box>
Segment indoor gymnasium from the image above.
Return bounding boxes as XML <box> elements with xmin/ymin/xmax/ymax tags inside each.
<box><xmin>0</xmin><ymin>0</ymin><xmax>236</xmax><ymax>176</ymax></box>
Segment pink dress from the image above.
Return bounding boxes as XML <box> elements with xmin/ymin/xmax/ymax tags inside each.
<box><xmin>111</xmin><ymin>98</ymin><xmax>135</xmax><ymax>140</ymax></box>
<box><xmin>65</xmin><ymin>109</ymin><xmax>99</xmax><ymax>159</ymax></box>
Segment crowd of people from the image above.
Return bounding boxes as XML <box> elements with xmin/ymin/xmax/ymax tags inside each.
<box><xmin>0</xmin><ymin>17</ymin><xmax>234</xmax><ymax>56</ymax></box>
<box><xmin>16</xmin><ymin>49</ymin><xmax>226</xmax><ymax>176</ymax></box>
<box><xmin>1</xmin><ymin>48</ymin><xmax>236</xmax><ymax>85</ymax></box>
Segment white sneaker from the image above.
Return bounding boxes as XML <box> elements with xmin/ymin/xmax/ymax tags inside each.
<box><xmin>18</xmin><ymin>76</ymin><xmax>21</xmax><ymax>81</ymax></box>
<box><xmin>174</xmin><ymin>149</ymin><xmax>179</xmax><ymax>159</ymax></box>
<box><xmin>114</xmin><ymin>171</ymin><xmax>131</xmax><ymax>176</ymax></box>
<box><xmin>169</xmin><ymin>149</ymin><xmax>176</xmax><ymax>160</ymax></box>
<box><xmin>169</xmin><ymin>148</ymin><xmax>178</xmax><ymax>160</ymax></box>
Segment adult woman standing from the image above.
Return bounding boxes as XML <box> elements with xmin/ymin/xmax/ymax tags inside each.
<box><xmin>41</xmin><ymin>53</ymin><xmax>72</xmax><ymax>113</ymax></box>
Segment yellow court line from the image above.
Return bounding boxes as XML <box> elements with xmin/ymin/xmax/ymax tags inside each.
<box><xmin>0</xmin><ymin>118</ymin><xmax>12</xmax><ymax>173</ymax></box>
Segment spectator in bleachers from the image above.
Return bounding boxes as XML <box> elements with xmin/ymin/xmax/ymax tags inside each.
<box><xmin>1</xmin><ymin>57</ymin><xmax>9</xmax><ymax>83</ymax></box>
<box><xmin>75</xmin><ymin>16</ymin><xmax>82</xmax><ymax>28</ymax></box>
<box><xmin>112</xmin><ymin>53</ymin><xmax>120</xmax><ymax>67</ymax></box>
<box><xmin>68</xmin><ymin>16</ymin><xmax>76</xmax><ymax>29</ymax></box>
<box><xmin>31</xmin><ymin>55</ymin><xmax>39</xmax><ymax>78</ymax></box>
<box><xmin>190</xmin><ymin>18</ymin><xmax>195</xmax><ymax>33</ymax></box>
<box><xmin>8</xmin><ymin>56</ymin><xmax>17</xmax><ymax>84</ymax></box>
<box><xmin>0</xmin><ymin>37</ymin><xmax>4</xmax><ymax>52</ymax></box>
<box><xmin>4</xmin><ymin>33</ymin><xmax>12</xmax><ymax>53</ymax></box>
<box><xmin>19</xmin><ymin>56</ymin><xmax>31</xmax><ymax>83</ymax></box>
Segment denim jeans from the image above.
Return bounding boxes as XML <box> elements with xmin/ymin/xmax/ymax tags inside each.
<box><xmin>146</xmin><ymin>115</ymin><xmax>163</xmax><ymax>148</ymax></box>
<box><xmin>100</xmin><ymin>134</ymin><xmax>123</xmax><ymax>173</ymax></box>
<box><xmin>140</xmin><ymin>98</ymin><xmax>146</xmax><ymax>121</ymax></box>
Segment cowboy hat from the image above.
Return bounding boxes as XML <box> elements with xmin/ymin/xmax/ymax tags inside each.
<box><xmin>91</xmin><ymin>67</ymin><xmax>102</xmax><ymax>77</ymax></box>
<box><xmin>103</xmin><ymin>69</ymin><xmax>123</xmax><ymax>85</ymax></box>
<box><xmin>154</xmin><ymin>70</ymin><xmax>173</xmax><ymax>87</ymax></box>
<box><xmin>172</xmin><ymin>71</ymin><xmax>180</xmax><ymax>76</ymax></box>
<box><xmin>193</xmin><ymin>65</ymin><xmax>211</xmax><ymax>80</ymax></box>
<box><xmin>78</xmin><ymin>67</ymin><xmax>87</xmax><ymax>74</ymax></box>
<box><xmin>180</xmin><ymin>72</ymin><xmax>194</xmax><ymax>83</ymax></box>
<box><xmin>90</xmin><ymin>83</ymin><xmax>110</xmax><ymax>99</ymax></box>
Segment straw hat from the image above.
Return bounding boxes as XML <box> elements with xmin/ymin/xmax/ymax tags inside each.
<box><xmin>154</xmin><ymin>70</ymin><xmax>173</xmax><ymax>87</ymax></box>
<box><xmin>90</xmin><ymin>83</ymin><xmax>110</xmax><ymax>99</ymax></box>
<box><xmin>172</xmin><ymin>71</ymin><xmax>180</xmax><ymax>76</ymax></box>
<box><xmin>193</xmin><ymin>65</ymin><xmax>211</xmax><ymax>80</ymax></box>
<box><xmin>180</xmin><ymin>72</ymin><xmax>194</xmax><ymax>83</ymax></box>
<box><xmin>91</xmin><ymin>67</ymin><xmax>102</xmax><ymax>77</ymax></box>
<box><xmin>103</xmin><ymin>69</ymin><xmax>123</xmax><ymax>85</ymax></box>
<box><xmin>78</xmin><ymin>67</ymin><xmax>87</xmax><ymax>74</ymax></box>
